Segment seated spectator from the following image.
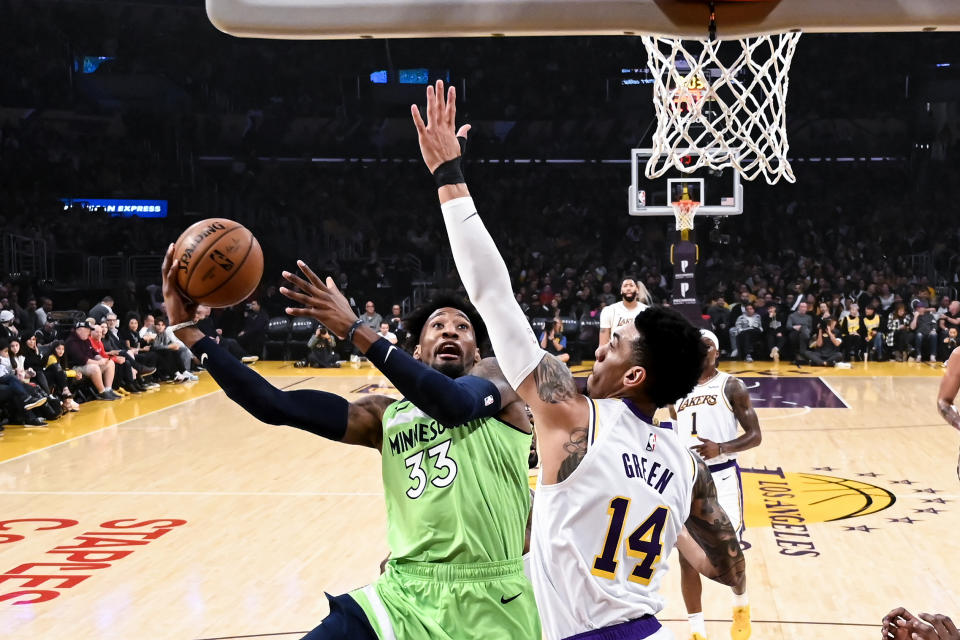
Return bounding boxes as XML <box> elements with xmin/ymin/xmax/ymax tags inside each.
<box><xmin>295</xmin><ymin>325</ymin><xmax>339</xmax><ymax>368</ymax></box>
<box><xmin>88</xmin><ymin>296</ymin><xmax>115</xmax><ymax>324</ymax></box>
<box><xmin>21</xmin><ymin>334</ymin><xmax>52</xmax><ymax>397</ymax></box>
<box><xmin>17</xmin><ymin>298</ymin><xmax>40</xmax><ymax>337</ymax></box>
<box><xmin>910</xmin><ymin>301</ymin><xmax>940</xmax><ymax>362</ymax></box>
<box><xmin>385</xmin><ymin>304</ymin><xmax>405</xmax><ymax>343</ymax></box>
<box><xmin>0</xmin><ymin>310</ymin><xmax>18</xmax><ymax>340</ymax></box>
<box><xmin>862</xmin><ymin>305</ymin><xmax>884</xmax><ymax>361</ymax></box>
<box><xmin>540</xmin><ymin>319</ymin><xmax>570</xmax><ymax>364</ymax></box>
<box><xmin>44</xmin><ymin>340</ymin><xmax>81</xmax><ymax>411</ymax></box>
<box><xmin>734</xmin><ymin>304</ymin><xmax>763</xmax><ymax>362</ymax></box>
<box><xmin>762</xmin><ymin>303</ymin><xmax>785</xmax><ymax>361</ymax></box>
<box><xmin>799</xmin><ymin>318</ymin><xmax>844</xmax><ymax>367</ymax></box>
<box><xmin>840</xmin><ymin>303</ymin><xmax>865</xmax><ymax>361</ymax></box>
<box><xmin>91</xmin><ymin>321</ymin><xmax>140</xmax><ymax>395</ymax></box>
<box><xmin>785</xmin><ymin>302</ymin><xmax>813</xmax><ymax>361</ymax></box>
<box><xmin>35</xmin><ymin>298</ymin><xmax>53</xmax><ymax>327</ymax></box>
<box><xmin>0</xmin><ymin>338</ymin><xmax>49</xmax><ymax>427</ymax></box>
<box><xmin>65</xmin><ymin>321</ymin><xmax>120</xmax><ymax>401</ymax></box>
<box><xmin>377</xmin><ymin>321</ymin><xmax>398</xmax><ymax>345</ymax></box>
<box><xmin>886</xmin><ymin>302</ymin><xmax>913</xmax><ymax>362</ymax></box>
<box><xmin>152</xmin><ymin>317</ymin><xmax>198</xmax><ymax>382</ymax></box>
<box><xmin>34</xmin><ymin>319</ymin><xmax>57</xmax><ymax>345</ymax></box>
<box><xmin>943</xmin><ymin>327</ymin><xmax>959</xmax><ymax>362</ymax></box>
<box><xmin>359</xmin><ymin>300</ymin><xmax>382</xmax><ymax>331</ymax></box>
<box><xmin>939</xmin><ymin>301</ymin><xmax>960</xmax><ymax>360</ymax></box>
<box><xmin>105</xmin><ymin>313</ymin><xmax>155</xmax><ymax>387</ymax></box>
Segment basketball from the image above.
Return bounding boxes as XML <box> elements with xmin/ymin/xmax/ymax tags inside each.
<box><xmin>173</xmin><ymin>218</ymin><xmax>263</xmax><ymax>308</ymax></box>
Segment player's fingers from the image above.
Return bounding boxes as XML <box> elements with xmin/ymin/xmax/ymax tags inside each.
<box><xmin>296</xmin><ymin>260</ymin><xmax>325</xmax><ymax>290</ymax></box>
<box><xmin>285</xmin><ymin>306</ymin><xmax>311</xmax><ymax>317</ymax></box>
<box><xmin>435</xmin><ymin>79</ymin><xmax>445</xmax><ymax>115</ymax></box>
<box><xmin>456</xmin><ymin>124</ymin><xmax>471</xmax><ymax>139</ymax></box>
<box><xmin>426</xmin><ymin>84</ymin><xmax>437</xmax><ymax>126</ymax></box>
<box><xmin>278</xmin><ymin>287</ymin><xmax>315</xmax><ymax>307</ymax></box>
<box><xmin>445</xmin><ymin>85</ymin><xmax>456</xmax><ymax>126</ymax></box>
<box><xmin>919</xmin><ymin>614</ymin><xmax>950</xmax><ymax>636</ymax></box>
<box><xmin>162</xmin><ymin>243</ymin><xmax>174</xmax><ymax>274</ymax></box>
<box><xmin>411</xmin><ymin>104</ymin><xmax>426</xmax><ymax>133</ymax></box>
<box><xmin>281</xmin><ymin>271</ymin><xmax>317</xmax><ymax>296</ymax></box>
<box><xmin>940</xmin><ymin>615</ymin><xmax>958</xmax><ymax>636</ymax></box>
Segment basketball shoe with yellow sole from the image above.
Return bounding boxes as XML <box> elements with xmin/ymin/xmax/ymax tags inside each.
<box><xmin>731</xmin><ymin>605</ymin><xmax>751</xmax><ymax>640</ymax></box>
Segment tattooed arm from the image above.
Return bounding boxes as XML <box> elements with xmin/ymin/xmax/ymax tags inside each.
<box><xmin>676</xmin><ymin>456</ymin><xmax>746</xmax><ymax>592</ymax></box>
<box><xmin>938</xmin><ymin>349</ymin><xmax>960</xmax><ymax>432</ymax></box>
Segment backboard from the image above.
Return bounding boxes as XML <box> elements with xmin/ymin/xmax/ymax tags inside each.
<box><xmin>628</xmin><ymin>148</ymin><xmax>743</xmax><ymax>217</ymax></box>
<box><xmin>206</xmin><ymin>0</ymin><xmax>960</xmax><ymax>40</ymax></box>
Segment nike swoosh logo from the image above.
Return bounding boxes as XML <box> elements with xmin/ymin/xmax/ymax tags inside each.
<box><xmin>462</xmin><ymin>211</ymin><xmax>479</xmax><ymax>222</ymax></box>
<box><xmin>500</xmin><ymin>593</ymin><xmax>522</xmax><ymax>604</ymax></box>
<box><xmin>384</xmin><ymin>346</ymin><xmax>396</xmax><ymax>362</ymax></box>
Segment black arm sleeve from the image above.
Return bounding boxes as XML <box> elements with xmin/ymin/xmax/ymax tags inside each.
<box><xmin>192</xmin><ymin>337</ymin><xmax>348</xmax><ymax>440</ymax></box>
<box><xmin>364</xmin><ymin>338</ymin><xmax>501</xmax><ymax>426</ymax></box>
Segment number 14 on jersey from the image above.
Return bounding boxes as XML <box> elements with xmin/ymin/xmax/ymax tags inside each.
<box><xmin>591</xmin><ymin>498</ymin><xmax>670</xmax><ymax>586</ymax></box>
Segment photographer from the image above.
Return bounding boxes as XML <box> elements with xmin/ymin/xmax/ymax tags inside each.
<box><xmin>799</xmin><ymin>317</ymin><xmax>844</xmax><ymax>367</ymax></box>
<box><xmin>539</xmin><ymin>318</ymin><xmax>570</xmax><ymax>364</ymax></box>
<box><xmin>296</xmin><ymin>325</ymin><xmax>340</xmax><ymax>368</ymax></box>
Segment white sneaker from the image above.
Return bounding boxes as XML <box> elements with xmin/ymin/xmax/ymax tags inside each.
<box><xmin>770</xmin><ymin>346</ymin><xmax>780</xmax><ymax>362</ymax></box>
<box><xmin>241</xmin><ymin>355</ymin><xmax>259</xmax><ymax>364</ymax></box>
<box><xmin>185</xmin><ymin>373</ymin><xmax>198</xmax><ymax>382</ymax></box>
<box><xmin>930</xmin><ymin>355</ymin><xmax>938</xmax><ymax>363</ymax></box>
<box><xmin>173</xmin><ymin>371</ymin><xmax>187</xmax><ymax>383</ymax></box>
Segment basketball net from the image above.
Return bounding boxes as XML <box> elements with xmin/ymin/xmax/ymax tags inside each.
<box><xmin>641</xmin><ymin>31</ymin><xmax>801</xmax><ymax>185</ymax></box>
<box><xmin>672</xmin><ymin>186</ymin><xmax>700</xmax><ymax>236</ymax></box>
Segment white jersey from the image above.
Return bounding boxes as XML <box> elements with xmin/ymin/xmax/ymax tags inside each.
<box><xmin>675</xmin><ymin>371</ymin><xmax>739</xmax><ymax>466</ymax></box>
<box><xmin>599</xmin><ymin>301</ymin><xmax>648</xmax><ymax>332</ymax></box>
<box><xmin>529</xmin><ymin>398</ymin><xmax>697</xmax><ymax>640</ymax></box>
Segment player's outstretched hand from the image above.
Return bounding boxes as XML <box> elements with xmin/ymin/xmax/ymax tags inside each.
<box><xmin>162</xmin><ymin>243</ymin><xmax>198</xmax><ymax>326</ymax></box>
<box><xmin>411</xmin><ymin>79</ymin><xmax>470</xmax><ymax>173</ymax></box>
<box><xmin>280</xmin><ymin>260</ymin><xmax>357</xmax><ymax>339</ymax></box>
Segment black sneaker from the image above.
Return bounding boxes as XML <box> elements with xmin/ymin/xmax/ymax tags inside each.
<box><xmin>99</xmin><ymin>390</ymin><xmax>118</xmax><ymax>401</ymax></box>
<box><xmin>140</xmin><ymin>366</ymin><xmax>157</xmax><ymax>377</ymax></box>
<box><xmin>23</xmin><ymin>414</ymin><xmax>48</xmax><ymax>427</ymax></box>
<box><xmin>24</xmin><ymin>395</ymin><xmax>47</xmax><ymax>411</ymax></box>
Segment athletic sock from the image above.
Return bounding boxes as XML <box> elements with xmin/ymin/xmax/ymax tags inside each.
<box><xmin>688</xmin><ymin>612</ymin><xmax>706</xmax><ymax>636</ymax></box>
<box><xmin>733</xmin><ymin>592</ymin><xmax>749</xmax><ymax>608</ymax></box>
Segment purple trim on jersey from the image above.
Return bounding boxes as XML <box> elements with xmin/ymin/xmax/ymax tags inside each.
<box><xmin>708</xmin><ymin>459</ymin><xmax>738</xmax><ymax>473</ymax></box>
<box><xmin>735</xmin><ymin>461</ymin><xmax>746</xmax><ymax>538</ymax></box>
<box><xmin>621</xmin><ymin>398</ymin><xmax>654</xmax><ymax>424</ymax></box>
<box><xmin>563</xmin><ymin>615</ymin><xmax>661</xmax><ymax>640</ymax></box>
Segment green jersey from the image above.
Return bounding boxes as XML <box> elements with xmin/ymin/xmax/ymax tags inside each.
<box><xmin>381</xmin><ymin>398</ymin><xmax>532</xmax><ymax>564</ymax></box>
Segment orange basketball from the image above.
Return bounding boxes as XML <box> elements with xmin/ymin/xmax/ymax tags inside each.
<box><xmin>173</xmin><ymin>218</ymin><xmax>263</xmax><ymax>308</ymax></box>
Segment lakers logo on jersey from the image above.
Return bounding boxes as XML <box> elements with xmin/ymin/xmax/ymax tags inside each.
<box><xmin>676</xmin><ymin>394</ymin><xmax>718</xmax><ymax>411</ymax></box>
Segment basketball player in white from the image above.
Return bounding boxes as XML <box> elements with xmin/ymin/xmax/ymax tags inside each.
<box><xmin>672</xmin><ymin>330</ymin><xmax>762</xmax><ymax>640</ymax></box>
<box><xmin>599</xmin><ymin>277</ymin><xmax>650</xmax><ymax>347</ymax></box>
<box><xmin>413</xmin><ymin>80</ymin><xmax>744</xmax><ymax>640</ymax></box>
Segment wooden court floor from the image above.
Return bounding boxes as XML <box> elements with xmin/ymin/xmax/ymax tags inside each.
<box><xmin>0</xmin><ymin>360</ymin><xmax>957</xmax><ymax>639</ymax></box>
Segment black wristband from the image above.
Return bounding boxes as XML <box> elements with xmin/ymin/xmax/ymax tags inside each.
<box><xmin>347</xmin><ymin>318</ymin><xmax>366</xmax><ymax>344</ymax></box>
<box><xmin>433</xmin><ymin>157</ymin><xmax>465</xmax><ymax>188</ymax></box>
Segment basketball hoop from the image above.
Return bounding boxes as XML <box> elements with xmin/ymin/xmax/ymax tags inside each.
<box><xmin>641</xmin><ymin>30</ymin><xmax>801</xmax><ymax>185</ymax></box>
<box><xmin>671</xmin><ymin>199</ymin><xmax>701</xmax><ymax>231</ymax></box>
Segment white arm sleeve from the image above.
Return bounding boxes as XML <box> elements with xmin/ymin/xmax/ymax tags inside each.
<box><xmin>440</xmin><ymin>196</ymin><xmax>546</xmax><ymax>390</ymax></box>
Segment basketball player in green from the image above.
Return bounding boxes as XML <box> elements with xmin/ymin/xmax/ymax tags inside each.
<box><xmin>161</xmin><ymin>247</ymin><xmax>540</xmax><ymax>640</ymax></box>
